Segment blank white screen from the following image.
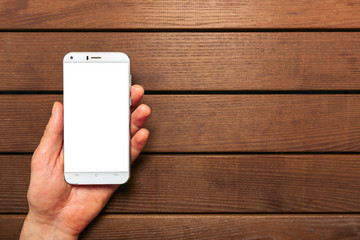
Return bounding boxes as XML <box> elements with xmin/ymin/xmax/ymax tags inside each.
<box><xmin>64</xmin><ymin>62</ymin><xmax>129</xmax><ymax>172</ymax></box>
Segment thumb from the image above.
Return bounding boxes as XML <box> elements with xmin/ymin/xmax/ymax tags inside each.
<box><xmin>32</xmin><ymin>102</ymin><xmax>63</xmax><ymax>166</ymax></box>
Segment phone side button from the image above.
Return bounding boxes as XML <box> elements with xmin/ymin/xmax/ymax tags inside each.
<box><xmin>130</xmin><ymin>74</ymin><xmax>132</xmax><ymax>106</ymax></box>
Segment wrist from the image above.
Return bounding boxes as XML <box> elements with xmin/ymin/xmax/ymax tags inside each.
<box><xmin>20</xmin><ymin>212</ymin><xmax>78</xmax><ymax>240</ymax></box>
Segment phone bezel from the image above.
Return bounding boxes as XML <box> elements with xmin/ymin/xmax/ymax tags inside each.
<box><xmin>63</xmin><ymin>52</ymin><xmax>131</xmax><ymax>185</ymax></box>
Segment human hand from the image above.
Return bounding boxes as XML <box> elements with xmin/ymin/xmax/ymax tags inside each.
<box><xmin>20</xmin><ymin>85</ymin><xmax>151</xmax><ymax>239</ymax></box>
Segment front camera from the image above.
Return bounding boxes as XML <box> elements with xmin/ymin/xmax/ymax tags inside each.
<box><xmin>70</xmin><ymin>56</ymin><xmax>73</xmax><ymax>59</ymax></box>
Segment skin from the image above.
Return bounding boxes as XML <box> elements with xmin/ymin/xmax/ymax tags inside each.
<box><xmin>20</xmin><ymin>85</ymin><xmax>151</xmax><ymax>239</ymax></box>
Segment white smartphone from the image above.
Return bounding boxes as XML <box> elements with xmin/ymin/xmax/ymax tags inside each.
<box><xmin>63</xmin><ymin>52</ymin><xmax>131</xmax><ymax>184</ymax></box>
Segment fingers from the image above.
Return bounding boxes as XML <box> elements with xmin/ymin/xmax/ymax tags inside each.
<box><xmin>131</xmin><ymin>104</ymin><xmax>151</xmax><ymax>137</ymax></box>
<box><xmin>130</xmin><ymin>128</ymin><xmax>149</xmax><ymax>164</ymax></box>
<box><xmin>131</xmin><ymin>84</ymin><xmax>144</xmax><ymax>111</ymax></box>
<box><xmin>130</xmin><ymin>84</ymin><xmax>150</xmax><ymax>160</ymax></box>
<box><xmin>33</xmin><ymin>102</ymin><xmax>64</xmax><ymax>166</ymax></box>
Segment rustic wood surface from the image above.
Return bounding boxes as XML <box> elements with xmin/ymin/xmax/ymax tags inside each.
<box><xmin>0</xmin><ymin>1</ymin><xmax>360</xmax><ymax>29</ymax></box>
<box><xmin>1</xmin><ymin>214</ymin><xmax>360</xmax><ymax>239</ymax></box>
<box><xmin>1</xmin><ymin>0</ymin><xmax>360</xmax><ymax>238</ymax></box>
<box><xmin>0</xmin><ymin>95</ymin><xmax>359</xmax><ymax>153</ymax></box>
<box><xmin>1</xmin><ymin>33</ymin><xmax>360</xmax><ymax>91</ymax></box>
<box><xmin>1</xmin><ymin>154</ymin><xmax>360</xmax><ymax>213</ymax></box>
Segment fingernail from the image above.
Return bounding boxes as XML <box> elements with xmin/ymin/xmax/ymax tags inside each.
<box><xmin>52</xmin><ymin>102</ymin><xmax>56</xmax><ymax>117</ymax></box>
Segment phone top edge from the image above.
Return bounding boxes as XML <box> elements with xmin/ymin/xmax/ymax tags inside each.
<box><xmin>63</xmin><ymin>52</ymin><xmax>130</xmax><ymax>63</ymax></box>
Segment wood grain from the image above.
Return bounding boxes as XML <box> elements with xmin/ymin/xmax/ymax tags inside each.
<box><xmin>2</xmin><ymin>154</ymin><xmax>360</xmax><ymax>213</ymax></box>
<box><xmin>1</xmin><ymin>33</ymin><xmax>360</xmax><ymax>91</ymax></box>
<box><xmin>1</xmin><ymin>1</ymin><xmax>360</xmax><ymax>29</ymax></box>
<box><xmin>2</xmin><ymin>214</ymin><xmax>360</xmax><ymax>239</ymax></box>
<box><xmin>0</xmin><ymin>95</ymin><xmax>359</xmax><ymax>152</ymax></box>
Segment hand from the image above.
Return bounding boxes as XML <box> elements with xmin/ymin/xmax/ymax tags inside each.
<box><xmin>20</xmin><ymin>85</ymin><xmax>151</xmax><ymax>239</ymax></box>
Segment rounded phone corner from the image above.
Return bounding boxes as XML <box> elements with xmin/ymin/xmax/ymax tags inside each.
<box><xmin>63</xmin><ymin>52</ymin><xmax>73</xmax><ymax>63</ymax></box>
<box><xmin>119</xmin><ymin>172</ymin><xmax>130</xmax><ymax>185</ymax></box>
<box><xmin>115</xmin><ymin>52</ymin><xmax>130</xmax><ymax>63</ymax></box>
<box><xmin>64</xmin><ymin>173</ymin><xmax>77</xmax><ymax>185</ymax></box>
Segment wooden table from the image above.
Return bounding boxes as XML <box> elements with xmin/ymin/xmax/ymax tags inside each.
<box><xmin>1</xmin><ymin>1</ymin><xmax>360</xmax><ymax>239</ymax></box>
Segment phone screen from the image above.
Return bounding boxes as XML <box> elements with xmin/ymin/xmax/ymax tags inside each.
<box><xmin>64</xmin><ymin>62</ymin><xmax>130</xmax><ymax>173</ymax></box>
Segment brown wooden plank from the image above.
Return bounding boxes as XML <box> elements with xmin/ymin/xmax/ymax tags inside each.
<box><xmin>0</xmin><ymin>95</ymin><xmax>359</xmax><ymax>153</ymax></box>
<box><xmin>80</xmin><ymin>214</ymin><xmax>360</xmax><ymax>239</ymax></box>
<box><xmin>0</xmin><ymin>1</ymin><xmax>360</xmax><ymax>29</ymax></box>
<box><xmin>2</xmin><ymin>154</ymin><xmax>360</xmax><ymax>213</ymax></box>
<box><xmin>1</xmin><ymin>214</ymin><xmax>360</xmax><ymax>239</ymax></box>
<box><xmin>0</xmin><ymin>155</ymin><xmax>30</xmax><ymax>212</ymax></box>
<box><xmin>1</xmin><ymin>33</ymin><xmax>360</xmax><ymax>91</ymax></box>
